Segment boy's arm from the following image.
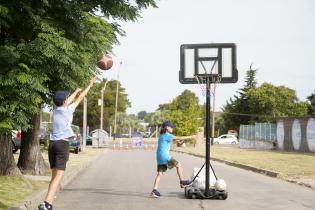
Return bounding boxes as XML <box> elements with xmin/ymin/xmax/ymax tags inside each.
<box><xmin>173</xmin><ymin>135</ymin><xmax>194</xmax><ymax>143</ymax></box>
<box><xmin>64</xmin><ymin>88</ymin><xmax>82</xmax><ymax>105</ymax></box>
<box><xmin>73</xmin><ymin>77</ymin><xmax>96</xmax><ymax>106</ymax></box>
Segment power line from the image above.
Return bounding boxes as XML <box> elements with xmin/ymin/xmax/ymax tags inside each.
<box><xmin>219</xmin><ymin>112</ymin><xmax>277</xmax><ymax>118</ymax></box>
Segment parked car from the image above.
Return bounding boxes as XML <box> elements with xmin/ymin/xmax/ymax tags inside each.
<box><xmin>86</xmin><ymin>136</ymin><xmax>93</xmax><ymax>146</ymax></box>
<box><xmin>68</xmin><ymin>125</ymin><xmax>82</xmax><ymax>154</ymax></box>
<box><xmin>69</xmin><ymin>134</ymin><xmax>82</xmax><ymax>154</ymax></box>
<box><xmin>141</xmin><ymin>131</ymin><xmax>151</xmax><ymax>138</ymax></box>
<box><xmin>39</xmin><ymin>127</ymin><xmax>49</xmax><ymax>145</ymax></box>
<box><xmin>112</xmin><ymin>133</ymin><xmax>129</xmax><ymax>138</ymax></box>
<box><xmin>11</xmin><ymin>130</ymin><xmax>21</xmax><ymax>153</ymax></box>
<box><xmin>213</xmin><ymin>134</ymin><xmax>238</xmax><ymax>144</ymax></box>
<box><xmin>132</xmin><ymin>132</ymin><xmax>142</xmax><ymax>138</ymax></box>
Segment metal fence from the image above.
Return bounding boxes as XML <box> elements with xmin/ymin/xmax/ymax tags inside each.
<box><xmin>239</xmin><ymin>123</ymin><xmax>277</xmax><ymax>142</ymax></box>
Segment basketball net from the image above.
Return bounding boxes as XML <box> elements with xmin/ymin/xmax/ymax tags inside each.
<box><xmin>195</xmin><ymin>74</ymin><xmax>221</xmax><ymax>97</ymax></box>
<box><xmin>196</xmin><ymin>60</ymin><xmax>221</xmax><ymax>96</ymax></box>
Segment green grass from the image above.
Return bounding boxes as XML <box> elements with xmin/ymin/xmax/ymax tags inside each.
<box><xmin>0</xmin><ymin>176</ymin><xmax>47</xmax><ymax>210</ymax></box>
<box><xmin>176</xmin><ymin>144</ymin><xmax>315</xmax><ymax>179</ymax></box>
<box><xmin>66</xmin><ymin>147</ymin><xmax>104</xmax><ymax>171</ymax></box>
<box><xmin>2</xmin><ymin>147</ymin><xmax>105</xmax><ymax>210</ymax></box>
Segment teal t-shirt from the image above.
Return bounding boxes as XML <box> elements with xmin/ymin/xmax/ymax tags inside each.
<box><xmin>156</xmin><ymin>132</ymin><xmax>174</xmax><ymax>165</ymax></box>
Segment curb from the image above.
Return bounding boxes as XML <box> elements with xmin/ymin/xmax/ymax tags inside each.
<box><xmin>8</xmin><ymin>149</ymin><xmax>106</xmax><ymax>210</ymax></box>
<box><xmin>284</xmin><ymin>178</ymin><xmax>314</xmax><ymax>189</ymax></box>
<box><xmin>211</xmin><ymin>157</ymin><xmax>278</xmax><ymax>178</ymax></box>
<box><xmin>173</xmin><ymin>150</ymin><xmax>277</xmax><ymax>178</ymax></box>
<box><xmin>173</xmin><ymin>149</ymin><xmax>315</xmax><ymax>190</ymax></box>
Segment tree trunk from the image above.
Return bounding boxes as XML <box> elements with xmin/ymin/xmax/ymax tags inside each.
<box><xmin>17</xmin><ymin>114</ymin><xmax>49</xmax><ymax>175</ymax></box>
<box><xmin>0</xmin><ymin>133</ymin><xmax>21</xmax><ymax>176</ymax></box>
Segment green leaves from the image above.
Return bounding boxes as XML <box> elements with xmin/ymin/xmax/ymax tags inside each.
<box><xmin>247</xmin><ymin>83</ymin><xmax>308</xmax><ymax>120</ymax></box>
<box><xmin>0</xmin><ymin>0</ymin><xmax>157</xmax><ymax>133</ymax></box>
<box><xmin>159</xmin><ymin>90</ymin><xmax>202</xmax><ymax>136</ymax></box>
<box><xmin>222</xmin><ymin>66</ymin><xmax>308</xmax><ymax>132</ymax></box>
<box><xmin>306</xmin><ymin>90</ymin><xmax>315</xmax><ymax>115</ymax></box>
<box><xmin>72</xmin><ymin>79</ymin><xmax>130</xmax><ymax>132</ymax></box>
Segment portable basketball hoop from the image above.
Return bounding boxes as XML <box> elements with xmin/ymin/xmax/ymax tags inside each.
<box><xmin>179</xmin><ymin>43</ymin><xmax>238</xmax><ymax>199</ymax></box>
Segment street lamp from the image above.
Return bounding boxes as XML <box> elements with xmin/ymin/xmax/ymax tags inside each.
<box><xmin>113</xmin><ymin>61</ymin><xmax>122</xmax><ymax>140</ymax></box>
<box><xmin>82</xmin><ymin>97</ymin><xmax>87</xmax><ymax>148</ymax></box>
<box><xmin>100</xmin><ymin>80</ymin><xmax>109</xmax><ymax>130</ymax></box>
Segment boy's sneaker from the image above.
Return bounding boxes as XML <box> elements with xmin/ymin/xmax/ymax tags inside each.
<box><xmin>38</xmin><ymin>203</ymin><xmax>48</xmax><ymax>210</ymax></box>
<box><xmin>150</xmin><ymin>189</ymin><xmax>161</xmax><ymax>198</ymax></box>
<box><xmin>38</xmin><ymin>202</ymin><xmax>52</xmax><ymax>210</ymax></box>
<box><xmin>180</xmin><ymin>180</ymin><xmax>192</xmax><ymax>188</ymax></box>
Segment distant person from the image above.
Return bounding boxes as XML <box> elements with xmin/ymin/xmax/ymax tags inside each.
<box><xmin>38</xmin><ymin>77</ymin><xmax>96</xmax><ymax>210</ymax></box>
<box><xmin>16</xmin><ymin>129</ymin><xmax>22</xmax><ymax>140</ymax></box>
<box><xmin>132</xmin><ymin>132</ymin><xmax>143</xmax><ymax>149</ymax></box>
<box><xmin>150</xmin><ymin>121</ymin><xmax>194</xmax><ymax>198</ymax></box>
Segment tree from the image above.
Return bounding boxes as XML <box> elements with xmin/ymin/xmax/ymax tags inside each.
<box><xmin>109</xmin><ymin>112</ymin><xmax>140</xmax><ymax>135</ymax></box>
<box><xmin>0</xmin><ymin>0</ymin><xmax>157</xmax><ymax>175</ymax></box>
<box><xmin>221</xmin><ymin>64</ymin><xmax>308</xmax><ymax>133</ymax></box>
<box><xmin>159</xmin><ymin>90</ymin><xmax>202</xmax><ymax>136</ymax></box>
<box><xmin>307</xmin><ymin>90</ymin><xmax>315</xmax><ymax>115</ymax></box>
<box><xmin>247</xmin><ymin>83</ymin><xmax>308</xmax><ymax>121</ymax></box>
<box><xmin>144</xmin><ymin>111</ymin><xmax>164</xmax><ymax>126</ymax></box>
<box><xmin>137</xmin><ymin>111</ymin><xmax>147</xmax><ymax>120</ymax></box>
<box><xmin>0</xmin><ymin>134</ymin><xmax>21</xmax><ymax>176</ymax></box>
<box><xmin>221</xmin><ymin>64</ymin><xmax>258</xmax><ymax>131</ymax></box>
<box><xmin>72</xmin><ymin>79</ymin><xmax>130</xmax><ymax>132</ymax></box>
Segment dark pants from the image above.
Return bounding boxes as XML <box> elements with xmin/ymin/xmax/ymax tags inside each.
<box><xmin>48</xmin><ymin>140</ymin><xmax>69</xmax><ymax>170</ymax></box>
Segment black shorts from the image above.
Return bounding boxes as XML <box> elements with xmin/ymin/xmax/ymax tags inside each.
<box><xmin>48</xmin><ymin>140</ymin><xmax>69</xmax><ymax>170</ymax></box>
<box><xmin>157</xmin><ymin>158</ymin><xmax>179</xmax><ymax>172</ymax></box>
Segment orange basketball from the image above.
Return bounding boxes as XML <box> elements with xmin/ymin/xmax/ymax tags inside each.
<box><xmin>97</xmin><ymin>53</ymin><xmax>113</xmax><ymax>70</ymax></box>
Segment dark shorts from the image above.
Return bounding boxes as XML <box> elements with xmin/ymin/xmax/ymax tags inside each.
<box><xmin>157</xmin><ymin>157</ymin><xmax>179</xmax><ymax>172</ymax></box>
<box><xmin>48</xmin><ymin>140</ymin><xmax>69</xmax><ymax>170</ymax></box>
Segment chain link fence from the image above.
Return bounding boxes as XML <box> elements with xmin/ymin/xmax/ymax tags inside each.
<box><xmin>240</xmin><ymin>123</ymin><xmax>277</xmax><ymax>142</ymax></box>
<box><xmin>239</xmin><ymin>123</ymin><xmax>276</xmax><ymax>149</ymax></box>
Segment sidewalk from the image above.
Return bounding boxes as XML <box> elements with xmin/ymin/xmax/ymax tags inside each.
<box><xmin>8</xmin><ymin>147</ymin><xmax>106</xmax><ymax>210</ymax></box>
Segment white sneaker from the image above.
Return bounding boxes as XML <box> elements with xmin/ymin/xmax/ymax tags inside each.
<box><xmin>38</xmin><ymin>203</ymin><xmax>48</xmax><ymax>210</ymax></box>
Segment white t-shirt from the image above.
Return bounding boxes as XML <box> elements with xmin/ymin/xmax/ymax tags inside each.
<box><xmin>50</xmin><ymin>103</ymin><xmax>77</xmax><ymax>141</ymax></box>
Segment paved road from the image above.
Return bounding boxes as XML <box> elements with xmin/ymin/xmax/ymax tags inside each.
<box><xmin>54</xmin><ymin>150</ymin><xmax>315</xmax><ymax>210</ymax></box>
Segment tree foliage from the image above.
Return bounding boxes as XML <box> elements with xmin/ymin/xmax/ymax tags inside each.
<box><xmin>247</xmin><ymin>83</ymin><xmax>308</xmax><ymax>121</ymax></box>
<box><xmin>222</xmin><ymin>65</ymin><xmax>258</xmax><ymax>131</ymax></box>
<box><xmin>222</xmin><ymin>65</ymin><xmax>308</xmax><ymax>132</ymax></box>
<box><xmin>0</xmin><ymin>0</ymin><xmax>157</xmax><ymax>175</ymax></box>
<box><xmin>109</xmin><ymin>112</ymin><xmax>141</xmax><ymax>134</ymax></box>
<box><xmin>72</xmin><ymin>79</ymin><xmax>130</xmax><ymax>132</ymax></box>
<box><xmin>0</xmin><ymin>0</ymin><xmax>157</xmax><ymax>132</ymax></box>
<box><xmin>307</xmin><ymin>90</ymin><xmax>315</xmax><ymax>115</ymax></box>
<box><xmin>159</xmin><ymin>90</ymin><xmax>202</xmax><ymax>136</ymax></box>
<box><xmin>144</xmin><ymin>111</ymin><xmax>164</xmax><ymax>126</ymax></box>
<box><xmin>137</xmin><ymin>110</ymin><xmax>147</xmax><ymax>120</ymax></box>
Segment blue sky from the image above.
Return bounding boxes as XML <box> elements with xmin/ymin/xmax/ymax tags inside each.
<box><xmin>101</xmin><ymin>0</ymin><xmax>315</xmax><ymax>114</ymax></box>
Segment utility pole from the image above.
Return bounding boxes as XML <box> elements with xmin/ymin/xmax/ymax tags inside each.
<box><xmin>113</xmin><ymin>76</ymin><xmax>119</xmax><ymax>139</ymax></box>
<box><xmin>83</xmin><ymin>97</ymin><xmax>87</xmax><ymax>147</ymax></box>
<box><xmin>211</xmin><ymin>83</ymin><xmax>217</xmax><ymax>145</ymax></box>
<box><xmin>100</xmin><ymin>80</ymin><xmax>109</xmax><ymax>130</ymax></box>
<box><xmin>113</xmin><ymin>61</ymin><xmax>122</xmax><ymax>139</ymax></box>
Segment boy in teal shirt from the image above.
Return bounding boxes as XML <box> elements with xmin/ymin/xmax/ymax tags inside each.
<box><xmin>151</xmin><ymin>121</ymin><xmax>193</xmax><ymax>198</ymax></box>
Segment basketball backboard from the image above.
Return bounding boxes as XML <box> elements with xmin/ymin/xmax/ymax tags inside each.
<box><xmin>179</xmin><ymin>43</ymin><xmax>238</xmax><ymax>84</ymax></box>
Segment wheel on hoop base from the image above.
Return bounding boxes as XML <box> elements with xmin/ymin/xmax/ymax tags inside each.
<box><xmin>187</xmin><ymin>188</ymin><xmax>193</xmax><ymax>199</ymax></box>
<box><xmin>217</xmin><ymin>191</ymin><xmax>228</xmax><ymax>200</ymax></box>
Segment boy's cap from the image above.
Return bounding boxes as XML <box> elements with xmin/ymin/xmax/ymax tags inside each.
<box><xmin>53</xmin><ymin>91</ymin><xmax>69</xmax><ymax>105</ymax></box>
<box><xmin>162</xmin><ymin>121</ymin><xmax>175</xmax><ymax>128</ymax></box>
